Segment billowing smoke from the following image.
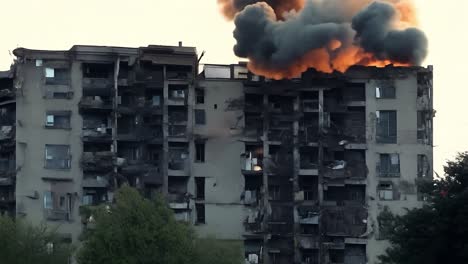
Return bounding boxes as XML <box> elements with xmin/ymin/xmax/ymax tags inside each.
<box><xmin>218</xmin><ymin>0</ymin><xmax>428</xmax><ymax>79</ymax></box>
<box><xmin>218</xmin><ymin>0</ymin><xmax>305</xmax><ymax>20</ymax></box>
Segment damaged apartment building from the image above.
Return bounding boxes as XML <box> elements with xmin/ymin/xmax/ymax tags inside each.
<box><xmin>4</xmin><ymin>44</ymin><xmax>433</xmax><ymax>264</ymax></box>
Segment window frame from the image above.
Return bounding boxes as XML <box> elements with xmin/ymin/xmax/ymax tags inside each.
<box><xmin>378</xmin><ymin>153</ymin><xmax>400</xmax><ymax>177</ymax></box>
<box><xmin>376</xmin><ymin>110</ymin><xmax>397</xmax><ymax>144</ymax></box>
<box><xmin>194</xmin><ymin>109</ymin><xmax>206</xmax><ymax>125</ymax></box>
<box><xmin>45</xmin><ymin>144</ymin><xmax>71</xmax><ymax>170</ymax></box>
<box><xmin>45</xmin><ymin>111</ymin><xmax>71</xmax><ymax>129</ymax></box>
<box><xmin>195</xmin><ymin>89</ymin><xmax>205</xmax><ymax>104</ymax></box>
<box><xmin>195</xmin><ymin>203</ymin><xmax>206</xmax><ymax>224</ymax></box>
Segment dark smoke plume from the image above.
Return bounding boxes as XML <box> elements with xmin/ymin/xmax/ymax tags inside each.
<box><xmin>218</xmin><ymin>0</ymin><xmax>304</xmax><ymax>20</ymax></box>
<box><xmin>227</xmin><ymin>0</ymin><xmax>428</xmax><ymax>78</ymax></box>
<box><xmin>352</xmin><ymin>1</ymin><xmax>427</xmax><ymax>64</ymax></box>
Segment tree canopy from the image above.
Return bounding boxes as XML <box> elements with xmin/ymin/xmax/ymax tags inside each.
<box><xmin>0</xmin><ymin>215</ymin><xmax>72</xmax><ymax>264</ymax></box>
<box><xmin>77</xmin><ymin>185</ymin><xmax>243</xmax><ymax>264</ymax></box>
<box><xmin>379</xmin><ymin>152</ymin><xmax>468</xmax><ymax>264</ymax></box>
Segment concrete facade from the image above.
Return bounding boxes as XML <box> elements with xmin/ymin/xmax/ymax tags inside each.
<box><xmin>6</xmin><ymin>45</ymin><xmax>433</xmax><ymax>264</ymax></box>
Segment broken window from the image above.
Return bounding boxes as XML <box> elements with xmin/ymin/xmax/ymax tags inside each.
<box><xmin>378</xmin><ymin>182</ymin><xmax>394</xmax><ymax>200</ymax></box>
<box><xmin>417</xmin><ymin>111</ymin><xmax>431</xmax><ymax>144</ymax></box>
<box><xmin>45</xmin><ymin>68</ymin><xmax>69</xmax><ymax>85</ymax></box>
<box><xmin>45</xmin><ymin>111</ymin><xmax>71</xmax><ymax>129</ymax></box>
<box><xmin>195</xmin><ymin>143</ymin><xmax>205</xmax><ymax>163</ymax></box>
<box><xmin>196</xmin><ymin>203</ymin><xmax>205</xmax><ymax>224</ymax></box>
<box><xmin>194</xmin><ymin>109</ymin><xmax>206</xmax><ymax>125</ymax></box>
<box><xmin>417</xmin><ymin>154</ymin><xmax>430</xmax><ymax>178</ymax></box>
<box><xmin>378</xmin><ymin>153</ymin><xmax>400</xmax><ymax>177</ymax></box>
<box><xmin>52</xmin><ymin>92</ymin><xmax>72</xmax><ymax>99</ymax></box>
<box><xmin>195</xmin><ymin>177</ymin><xmax>205</xmax><ymax>200</ymax></box>
<box><xmin>196</xmin><ymin>89</ymin><xmax>205</xmax><ymax>104</ymax></box>
<box><xmin>45</xmin><ymin>145</ymin><xmax>71</xmax><ymax>169</ymax></box>
<box><xmin>376</xmin><ymin>80</ymin><xmax>396</xmax><ymax>99</ymax></box>
<box><xmin>168</xmin><ymin>143</ymin><xmax>189</xmax><ymax>170</ymax></box>
<box><xmin>376</xmin><ymin>110</ymin><xmax>397</xmax><ymax>143</ymax></box>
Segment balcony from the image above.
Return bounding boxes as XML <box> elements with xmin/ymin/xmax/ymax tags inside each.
<box><xmin>0</xmin><ymin>126</ymin><xmax>14</xmax><ymax>141</ymax></box>
<box><xmin>240</xmin><ymin>153</ymin><xmax>263</xmax><ymax>176</ymax></box>
<box><xmin>168</xmin><ymin>158</ymin><xmax>190</xmax><ymax>176</ymax></box>
<box><xmin>79</xmin><ymin>97</ymin><xmax>113</xmax><ymax>112</ymax></box>
<box><xmin>321</xmin><ymin>205</ymin><xmax>367</xmax><ymax>237</ymax></box>
<box><xmin>302</xmin><ymin>99</ymin><xmax>319</xmax><ymax>112</ymax></box>
<box><xmin>167</xmin><ymin>193</ymin><xmax>189</xmax><ymax>209</ymax></box>
<box><xmin>166</xmin><ymin>70</ymin><xmax>193</xmax><ymax>81</ymax></box>
<box><xmin>167</xmin><ymin>90</ymin><xmax>187</xmax><ymax>106</ymax></box>
<box><xmin>298</xmin><ymin>235</ymin><xmax>320</xmax><ymax>249</ymax></box>
<box><xmin>168</xmin><ymin>125</ymin><xmax>187</xmax><ymax>138</ymax></box>
<box><xmin>299</xmin><ymin>126</ymin><xmax>319</xmax><ymax>145</ymax></box>
<box><xmin>0</xmin><ymin>159</ymin><xmax>15</xmax><ymax>177</ymax></box>
<box><xmin>82</xmin><ymin>127</ymin><xmax>112</xmax><ymax>142</ymax></box>
<box><xmin>81</xmin><ymin>152</ymin><xmax>114</xmax><ymax>172</ymax></box>
<box><xmin>0</xmin><ymin>190</ymin><xmax>14</xmax><ymax>203</ymax></box>
<box><xmin>82</xmin><ymin>177</ymin><xmax>109</xmax><ymax>189</ymax></box>
<box><xmin>82</xmin><ymin>78</ymin><xmax>113</xmax><ymax>95</ymax></box>
<box><xmin>117</xmin><ymin>127</ymin><xmax>163</xmax><ymax>143</ymax></box>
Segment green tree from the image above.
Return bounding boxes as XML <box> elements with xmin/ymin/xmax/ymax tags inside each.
<box><xmin>193</xmin><ymin>237</ymin><xmax>244</xmax><ymax>264</ymax></box>
<box><xmin>77</xmin><ymin>185</ymin><xmax>243</xmax><ymax>264</ymax></box>
<box><xmin>0</xmin><ymin>215</ymin><xmax>72</xmax><ymax>264</ymax></box>
<box><xmin>379</xmin><ymin>152</ymin><xmax>468</xmax><ymax>264</ymax></box>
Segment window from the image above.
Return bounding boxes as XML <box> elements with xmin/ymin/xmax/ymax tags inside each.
<box><xmin>376</xmin><ymin>84</ymin><xmax>396</xmax><ymax>99</ymax></box>
<box><xmin>196</xmin><ymin>89</ymin><xmax>204</xmax><ymax>104</ymax></box>
<box><xmin>195</xmin><ymin>143</ymin><xmax>205</xmax><ymax>162</ymax></box>
<box><xmin>45</xmin><ymin>111</ymin><xmax>71</xmax><ymax>129</ymax></box>
<box><xmin>195</xmin><ymin>109</ymin><xmax>206</xmax><ymax>125</ymax></box>
<box><xmin>52</xmin><ymin>92</ymin><xmax>71</xmax><ymax>99</ymax></box>
<box><xmin>45</xmin><ymin>68</ymin><xmax>69</xmax><ymax>85</ymax></box>
<box><xmin>43</xmin><ymin>191</ymin><xmax>73</xmax><ymax>221</ymax></box>
<box><xmin>378</xmin><ymin>153</ymin><xmax>400</xmax><ymax>177</ymax></box>
<box><xmin>378</xmin><ymin>182</ymin><xmax>394</xmax><ymax>200</ymax></box>
<box><xmin>376</xmin><ymin>110</ymin><xmax>397</xmax><ymax>143</ymax></box>
<box><xmin>195</xmin><ymin>177</ymin><xmax>205</xmax><ymax>200</ymax></box>
<box><xmin>196</xmin><ymin>203</ymin><xmax>205</xmax><ymax>224</ymax></box>
<box><xmin>417</xmin><ymin>154</ymin><xmax>430</xmax><ymax>178</ymax></box>
<box><xmin>45</xmin><ymin>145</ymin><xmax>71</xmax><ymax>169</ymax></box>
<box><xmin>269</xmin><ymin>185</ymin><xmax>280</xmax><ymax>200</ymax></box>
<box><xmin>417</xmin><ymin>111</ymin><xmax>430</xmax><ymax>143</ymax></box>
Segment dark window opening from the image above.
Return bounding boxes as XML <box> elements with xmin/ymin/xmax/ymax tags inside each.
<box><xmin>195</xmin><ymin>109</ymin><xmax>206</xmax><ymax>125</ymax></box>
<box><xmin>195</xmin><ymin>177</ymin><xmax>205</xmax><ymax>200</ymax></box>
<box><xmin>196</xmin><ymin>203</ymin><xmax>205</xmax><ymax>224</ymax></box>
<box><xmin>195</xmin><ymin>143</ymin><xmax>205</xmax><ymax>163</ymax></box>
<box><xmin>45</xmin><ymin>68</ymin><xmax>70</xmax><ymax>85</ymax></box>
<box><xmin>83</xmin><ymin>63</ymin><xmax>114</xmax><ymax>79</ymax></box>
<box><xmin>196</xmin><ymin>89</ymin><xmax>204</xmax><ymax>104</ymax></box>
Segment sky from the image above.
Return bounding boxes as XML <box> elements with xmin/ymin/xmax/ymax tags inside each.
<box><xmin>0</xmin><ymin>0</ymin><xmax>462</xmax><ymax>174</ymax></box>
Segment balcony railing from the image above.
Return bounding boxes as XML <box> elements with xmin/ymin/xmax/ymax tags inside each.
<box><xmin>44</xmin><ymin>209</ymin><xmax>70</xmax><ymax>221</ymax></box>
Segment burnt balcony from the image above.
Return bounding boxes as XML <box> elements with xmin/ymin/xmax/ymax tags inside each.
<box><xmin>241</xmin><ymin>153</ymin><xmax>263</xmax><ymax>176</ymax></box>
<box><xmin>79</xmin><ymin>97</ymin><xmax>113</xmax><ymax>112</ymax></box>
<box><xmin>321</xmin><ymin>205</ymin><xmax>368</xmax><ymax>237</ymax></box>
<box><xmin>0</xmin><ymin>189</ymin><xmax>14</xmax><ymax>203</ymax></box>
<box><xmin>81</xmin><ymin>152</ymin><xmax>115</xmax><ymax>172</ymax></box>
<box><xmin>167</xmin><ymin>87</ymin><xmax>188</xmax><ymax>106</ymax></box>
<box><xmin>82</xmin><ymin>127</ymin><xmax>113</xmax><ymax>143</ymax></box>
<box><xmin>168</xmin><ymin>125</ymin><xmax>187</xmax><ymax>138</ymax></box>
<box><xmin>133</xmin><ymin>66</ymin><xmax>164</xmax><ymax>88</ymax></box>
<box><xmin>298</xmin><ymin>235</ymin><xmax>320</xmax><ymax>249</ymax></box>
<box><xmin>0</xmin><ymin>126</ymin><xmax>14</xmax><ymax>141</ymax></box>
<box><xmin>299</xmin><ymin>126</ymin><xmax>319</xmax><ymax>145</ymax></box>
<box><xmin>82</xmin><ymin>78</ymin><xmax>114</xmax><ymax>95</ymax></box>
<box><xmin>0</xmin><ymin>159</ymin><xmax>15</xmax><ymax>178</ymax></box>
<box><xmin>167</xmin><ymin>192</ymin><xmax>189</xmax><ymax>209</ymax></box>
<box><xmin>82</xmin><ymin>177</ymin><xmax>109</xmax><ymax>189</ymax></box>
<box><xmin>166</xmin><ymin>65</ymin><xmax>193</xmax><ymax>81</ymax></box>
<box><xmin>168</xmin><ymin>158</ymin><xmax>190</xmax><ymax>176</ymax></box>
<box><xmin>302</xmin><ymin>99</ymin><xmax>319</xmax><ymax>112</ymax></box>
<box><xmin>244</xmin><ymin>102</ymin><xmax>263</xmax><ymax>113</ymax></box>
<box><xmin>117</xmin><ymin>126</ymin><xmax>163</xmax><ymax>143</ymax></box>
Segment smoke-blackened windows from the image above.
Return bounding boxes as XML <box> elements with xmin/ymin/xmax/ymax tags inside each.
<box><xmin>376</xmin><ymin>110</ymin><xmax>397</xmax><ymax>143</ymax></box>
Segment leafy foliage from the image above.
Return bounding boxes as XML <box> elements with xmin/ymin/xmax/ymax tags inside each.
<box><xmin>379</xmin><ymin>152</ymin><xmax>468</xmax><ymax>264</ymax></box>
<box><xmin>0</xmin><ymin>216</ymin><xmax>72</xmax><ymax>264</ymax></box>
<box><xmin>77</xmin><ymin>185</ymin><xmax>243</xmax><ymax>264</ymax></box>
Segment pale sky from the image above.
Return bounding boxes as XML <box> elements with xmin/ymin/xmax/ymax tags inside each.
<box><xmin>0</xmin><ymin>0</ymin><xmax>462</xmax><ymax>174</ymax></box>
